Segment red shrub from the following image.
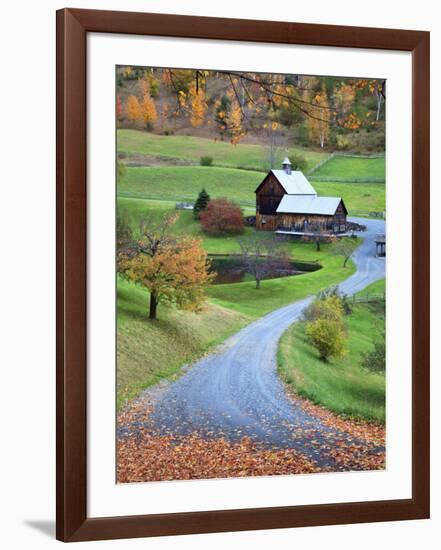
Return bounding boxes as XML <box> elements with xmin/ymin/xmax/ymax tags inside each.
<box><xmin>200</xmin><ymin>198</ymin><xmax>245</xmax><ymax>236</ymax></box>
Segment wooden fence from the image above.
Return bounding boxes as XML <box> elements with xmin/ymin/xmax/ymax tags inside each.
<box><xmin>352</xmin><ymin>292</ymin><xmax>385</xmax><ymax>304</ymax></box>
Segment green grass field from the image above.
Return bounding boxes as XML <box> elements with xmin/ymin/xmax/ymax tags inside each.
<box><xmin>118</xmin><ymin>196</ymin><xmax>361</xmax><ymax>262</ymax></box>
<box><xmin>312</xmin><ymin>155</ymin><xmax>385</xmax><ymax>180</ymax></box>
<box><xmin>313</xmin><ymin>181</ymin><xmax>385</xmax><ymax>214</ymax></box>
<box><xmin>119</xmin><ymin>168</ymin><xmax>385</xmax><ymax>215</ymax></box>
<box><xmin>117</xmin><ymin>277</ymin><xmax>249</xmax><ymax>409</ymax></box>
<box><xmin>355</xmin><ymin>278</ymin><xmax>385</xmax><ymax>296</ymax></box>
<box><xmin>119</xmin><ymin>165</ymin><xmax>262</xmax><ymax>206</ymax></box>
<box><xmin>278</xmin><ymin>300</ymin><xmax>385</xmax><ymax>423</ymax></box>
<box><xmin>117</xmin><ymin>129</ymin><xmax>327</xmax><ymax>171</ymax></box>
<box><xmin>118</xmin><ymin>197</ymin><xmax>254</xmax><ymax>253</ymax></box>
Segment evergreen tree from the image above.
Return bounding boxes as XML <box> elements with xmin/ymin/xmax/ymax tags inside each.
<box><xmin>193</xmin><ymin>188</ymin><xmax>211</xmax><ymax>219</ymax></box>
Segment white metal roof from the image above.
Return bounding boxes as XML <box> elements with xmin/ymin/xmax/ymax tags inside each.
<box><xmin>271</xmin><ymin>170</ymin><xmax>317</xmax><ymax>196</ymax></box>
<box><xmin>276</xmin><ymin>195</ymin><xmax>342</xmax><ymax>215</ymax></box>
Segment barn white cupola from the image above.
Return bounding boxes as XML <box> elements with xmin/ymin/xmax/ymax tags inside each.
<box><xmin>282</xmin><ymin>157</ymin><xmax>292</xmax><ymax>175</ymax></box>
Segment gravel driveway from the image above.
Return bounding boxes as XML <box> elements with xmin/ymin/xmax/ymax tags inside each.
<box><xmin>133</xmin><ymin>218</ymin><xmax>386</xmax><ymax>469</ymax></box>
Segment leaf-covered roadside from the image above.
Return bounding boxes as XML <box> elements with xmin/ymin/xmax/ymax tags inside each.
<box><xmin>117</xmin><ymin>403</ymin><xmax>318</xmax><ymax>483</ymax></box>
<box><xmin>287</xmin><ymin>390</ymin><xmax>385</xmax><ymax>447</ymax></box>
<box><xmin>118</xmin><ymin>433</ymin><xmax>319</xmax><ymax>483</ymax></box>
<box><xmin>117</xmin><ymin>398</ymin><xmax>384</xmax><ymax>483</ymax></box>
<box><xmin>283</xmin><ymin>389</ymin><xmax>385</xmax><ymax>473</ymax></box>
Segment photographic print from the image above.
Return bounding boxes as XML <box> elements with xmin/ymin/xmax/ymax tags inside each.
<box><xmin>115</xmin><ymin>66</ymin><xmax>386</xmax><ymax>484</ymax></box>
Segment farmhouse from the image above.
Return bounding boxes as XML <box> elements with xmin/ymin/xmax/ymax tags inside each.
<box><xmin>255</xmin><ymin>158</ymin><xmax>348</xmax><ymax>234</ymax></box>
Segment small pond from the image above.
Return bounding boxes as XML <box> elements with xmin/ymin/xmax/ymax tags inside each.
<box><xmin>209</xmin><ymin>256</ymin><xmax>322</xmax><ymax>285</ymax></box>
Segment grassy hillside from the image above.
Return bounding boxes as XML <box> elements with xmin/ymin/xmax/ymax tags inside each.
<box><xmin>118</xmin><ymin>195</ymin><xmax>361</xmax><ymax>264</ymax></box>
<box><xmin>117</xmin><ymin>277</ymin><xmax>249</xmax><ymax>409</ymax></box>
<box><xmin>278</xmin><ymin>300</ymin><xmax>385</xmax><ymax>423</ymax></box>
<box><xmin>312</xmin><ymin>156</ymin><xmax>385</xmax><ymax>180</ymax></box>
<box><xmin>117</xmin><ymin>129</ymin><xmax>327</xmax><ymax>171</ymax></box>
<box><xmin>119</xmin><ymin>166</ymin><xmax>262</xmax><ymax>206</ymax></box>
<box><xmin>117</xmin><ymin>197</ymin><xmax>254</xmax><ymax>253</ymax></box>
<box><xmin>355</xmin><ymin>278</ymin><xmax>385</xmax><ymax>296</ymax></box>
<box><xmin>119</xmin><ymin>169</ymin><xmax>385</xmax><ymax>215</ymax></box>
<box><xmin>313</xmin><ymin>181</ymin><xmax>385</xmax><ymax>214</ymax></box>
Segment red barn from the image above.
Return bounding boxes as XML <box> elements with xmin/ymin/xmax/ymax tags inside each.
<box><xmin>255</xmin><ymin>158</ymin><xmax>348</xmax><ymax>234</ymax></box>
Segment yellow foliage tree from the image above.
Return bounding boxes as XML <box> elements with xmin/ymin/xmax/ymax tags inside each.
<box><xmin>189</xmin><ymin>85</ymin><xmax>207</xmax><ymax>127</ymax></box>
<box><xmin>305</xmin><ymin>319</ymin><xmax>347</xmax><ymax>361</ymax></box>
<box><xmin>306</xmin><ymin>88</ymin><xmax>330</xmax><ymax>148</ymax></box>
<box><xmin>229</xmin><ymin>100</ymin><xmax>244</xmax><ymax>144</ymax></box>
<box><xmin>334</xmin><ymin>83</ymin><xmax>356</xmax><ymax>119</ymax></box>
<box><xmin>140</xmin><ymin>92</ymin><xmax>157</xmax><ymax>127</ymax></box>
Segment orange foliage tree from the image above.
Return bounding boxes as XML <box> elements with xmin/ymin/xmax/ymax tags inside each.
<box><xmin>118</xmin><ymin>213</ymin><xmax>213</xmax><ymax>319</ymax></box>
<box><xmin>140</xmin><ymin>92</ymin><xmax>157</xmax><ymax>128</ymax></box>
<box><xmin>126</xmin><ymin>95</ymin><xmax>141</xmax><ymax>123</ymax></box>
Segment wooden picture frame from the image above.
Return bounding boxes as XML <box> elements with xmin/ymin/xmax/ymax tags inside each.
<box><xmin>56</xmin><ymin>8</ymin><xmax>430</xmax><ymax>542</ymax></box>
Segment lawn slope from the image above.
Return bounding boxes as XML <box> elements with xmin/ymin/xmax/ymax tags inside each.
<box><xmin>117</xmin><ymin>197</ymin><xmax>254</xmax><ymax>253</ymax></box>
<box><xmin>313</xmin><ymin>181</ymin><xmax>385</xmax><ymax>214</ymax></box>
<box><xmin>119</xmin><ymin>165</ymin><xmax>262</xmax><ymax>206</ymax></box>
<box><xmin>117</xmin><ymin>129</ymin><xmax>327</xmax><ymax>171</ymax></box>
<box><xmin>312</xmin><ymin>155</ymin><xmax>385</xmax><ymax>180</ymax></box>
<box><xmin>278</xmin><ymin>298</ymin><xmax>385</xmax><ymax>423</ymax></box>
<box><xmin>119</xmin><ymin>175</ymin><xmax>385</xmax><ymax>217</ymax></box>
<box><xmin>117</xmin><ymin>277</ymin><xmax>249</xmax><ymax>409</ymax></box>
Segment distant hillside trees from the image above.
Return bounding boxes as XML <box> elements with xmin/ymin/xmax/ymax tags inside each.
<box><xmin>117</xmin><ymin>66</ymin><xmax>386</xmax><ymax>153</ymax></box>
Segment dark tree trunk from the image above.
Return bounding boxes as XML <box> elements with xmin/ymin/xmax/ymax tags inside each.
<box><xmin>316</xmin><ymin>238</ymin><xmax>321</xmax><ymax>252</ymax></box>
<box><xmin>149</xmin><ymin>292</ymin><xmax>158</xmax><ymax>319</ymax></box>
<box><xmin>256</xmin><ymin>277</ymin><xmax>261</xmax><ymax>289</ymax></box>
<box><xmin>343</xmin><ymin>257</ymin><xmax>349</xmax><ymax>267</ymax></box>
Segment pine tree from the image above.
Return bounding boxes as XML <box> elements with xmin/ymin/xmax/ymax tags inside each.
<box><xmin>193</xmin><ymin>188</ymin><xmax>211</xmax><ymax>219</ymax></box>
